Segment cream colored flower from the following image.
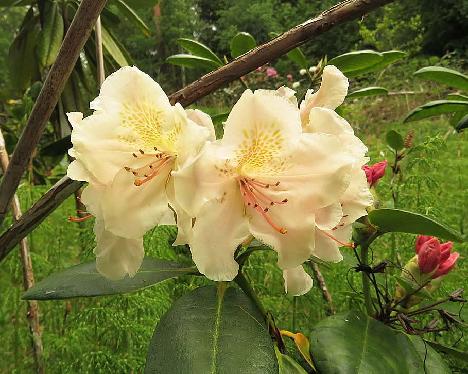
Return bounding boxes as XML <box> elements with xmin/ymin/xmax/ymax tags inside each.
<box><xmin>173</xmin><ymin>89</ymin><xmax>354</xmax><ymax>291</ymax></box>
<box><xmin>67</xmin><ymin>66</ymin><xmax>214</xmax><ymax>280</ymax></box>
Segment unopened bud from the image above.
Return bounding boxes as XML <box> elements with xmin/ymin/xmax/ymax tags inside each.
<box><xmin>362</xmin><ymin>160</ymin><xmax>387</xmax><ymax>187</ymax></box>
<box><xmin>299</xmin><ymin>69</ymin><xmax>307</xmax><ymax>76</ymax></box>
<box><xmin>418</xmin><ymin>238</ymin><xmax>441</xmax><ymax>274</ymax></box>
<box><xmin>292</xmin><ymin>81</ymin><xmax>301</xmax><ymax>89</ymax></box>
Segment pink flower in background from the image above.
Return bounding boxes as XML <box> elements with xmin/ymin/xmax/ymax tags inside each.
<box><xmin>287</xmin><ymin>74</ymin><xmax>293</xmax><ymax>81</ymax></box>
<box><xmin>266</xmin><ymin>67</ymin><xmax>278</xmax><ymax>78</ymax></box>
<box><xmin>362</xmin><ymin>160</ymin><xmax>387</xmax><ymax>187</ymax></box>
<box><xmin>415</xmin><ymin>235</ymin><xmax>459</xmax><ymax>278</ymax></box>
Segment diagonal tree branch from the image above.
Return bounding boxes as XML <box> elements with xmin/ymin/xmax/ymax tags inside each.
<box><xmin>0</xmin><ymin>0</ymin><xmax>107</xmax><ymax>225</ymax></box>
<box><xmin>0</xmin><ymin>0</ymin><xmax>396</xmax><ymax>262</ymax></box>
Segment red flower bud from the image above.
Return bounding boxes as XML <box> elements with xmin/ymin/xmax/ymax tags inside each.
<box><xmin>362</xmin><ymin>160</ymin><xmax>388</xmax><ymax>187</ymax></box>
<box><xmin>417</xmin><ymin>238</ymin><xmax>441</xmax><ymax>274</ymax></box>
<box><xmin>415</xmin><ymin>235</ymin><xmax>434</xmax><ymax>254</ymax></box>
<box><xmin>439</xmin><ymin>242</ymin><xmax>453</xmax><ymax>263</ymax></box>
<box><xmin>433</xmin><ymin>252</ymin><xmax>459</xmax><ymax>279</ymax></box>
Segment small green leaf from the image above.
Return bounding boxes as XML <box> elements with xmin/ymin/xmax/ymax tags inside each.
<box><xmin>286</xmin><ymin>47</ymin><xmax>308</xmax><ymax>69</ymax></box>
<box><xmin>310</xmin><ymin>310</ymin><xmax>450</xmax><ymax>373</ymax></box>
<box><xmin>275</xmin><ymin>347</ymin><xmax>308</xmax><ymax>374</ymax></box>
<box><xmin>166</xmin><ymin>53</ymin><xmax>220</xmax><ymax>70</ymax></box>
<box><xmin>145</xmin><ymin>284</ymin><xmax>278</xmax><ymax>373</ymax></box>
<box><xmin>404</xmin><ymin>100</ymin><xmax>468</xmax><ymax>123</ymax></box>
<box><xmin>230</xmin><ymin>32</ymin><xmax>257</xmax><ymax>59</ymax></box>
<box><xmin>368</xmin><ymin>208</ymin><xmax>463</xmax><ymax>242</ymax></box>
<box><xmin>101</xmin><ymin>25</ymin><xmax>129</xmax><ymax>67</ymax></box>
<box><xmin>328</xmin><ymin>50</ymin><xmax>383</xmax><ymax>73</ymax></box>
<box><xmin>177</xmin><ymin>38</ymin><xmax>223</xmax><ymax>66</ymax></box>
<box><xmin>23</xmin><ymin>258</ymin><xmax>195</xmax><ymax>300</ymax></box>
<box><xmin>347</xmin><ymin>86</ymin><xmax>388</xmax><ymax>99</ymax></box>
<box><xmin>386</xmin><ymin>130</ymin><xmax>404</xmax><ymax>151</ymax></box>
<box><xmin>414</xmin><ymin>66</ymin><xmax>468</xmax><ymax>91</ymax></box>
<box><xmin>36</xmin><ymin>1</ymin><xmax>64</xmax><ymax>68</ymax></box>
<box><xmin>113</xmin><ymin>0</ymin><xmax>151</xmax><ymax>36</ymax></box>
<box><xmin>346</xmin><ymin>50</ymin><xmax>406</xmax><ymax>77</ymax></box>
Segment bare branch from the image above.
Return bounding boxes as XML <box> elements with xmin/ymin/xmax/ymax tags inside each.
<box><xmin>0</xmin><ymin>0</ymin><xmax>396</xmax><ymax>261</ymax></box>
<box><xmin>0</xmin><ymin>0</ymin><xmax>107</xmax><ymax>224</ymax></box>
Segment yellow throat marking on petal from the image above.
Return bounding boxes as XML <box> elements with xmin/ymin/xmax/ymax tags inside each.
<box><xmin>119</xmin><ymin>101</ymin><xmax>181</xmax><ymax>152</ymax></box>
<box><xmin>235</xmin><ymin>123</ymin><xmax>286</xmax><ymax>174</ymax></box>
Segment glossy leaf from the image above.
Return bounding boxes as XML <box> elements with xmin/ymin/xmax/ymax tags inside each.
<box><xmin>328</xmin><ymin>50</ymin><xmax>383</xmax><ymax>73</ymax></box>
<box><xmin>447</xmin><ymin>93</ymin><xmax>468</xmax><ymax>101</ymax></box>
<box><xmin>101</xmin><ymin>25</ymin><xmax>129</xmax><ymax>67</ymax></box>
<box><xmin>230</xmin><ymin>32</ymin><xmax>257</xmax><ymax>59</ymax></box>
<box><xmin>23</xmin><ymin>258</ymin><xmax>195</xmax><ymax>300</ymax></box>
<box><xmin>113</xmin><ymin>0</ymin><xmax>151</xmax><ymax>36</ymax></box>
<box><xmin>275</xmin><ymin>347</ymin><xmax>308</xmax><ymax>374</ymax></box>
<box><xmin>404</xmin><ymin>100</ymin><xmax>468</xmax><ymax>123</ymax></box>
<box><xmin>36</xmin><ymin>1</ymin><xmax>64</xmax><ymax>68</ymax></box>
<box><xmin>347</xmin><ymin>87</ymin><xmax>388</xmax><ymax>99</ymax></box>
<box><xmin>368</xmin><ymin>208</ymin><xmax>463</xmax><ymax>242</ymax></box>
<box><xmin>386</xmin><ymin>130</ymin><xmax>404</xmax><ymax>151</ymax></box>
<box><xmin>414</xmin><ymin>66</ymin><xmax>468</xmax><ymax>91</ymax></box>
<box><xmin>455</xmin><ymin>113</ymin><xmax>468</xmax><ymax>131</ymax></box>
<box><xmin>346</xmin><ymin>50</ymin><xmax>406</xmax><ymax>77</ymax></box>
<box><xmin>177</xmin><ymin>38</ymin><xmax>223</xmax><ymax>66</ymax></box>
<box><xmin>408</xmin><ymin>336</ymin><xmax>451</xmax><ymax>374</ymax></box>
<box><xmin>166</xmin><ymin>53</ymin><xmax>220</xmax><ymax>70</ymax></box>
<box><xmin>426</xmin><ymin>341</ymin><xmax>468</xmax><ymax>362</ymax></box>
<box><xmin>310</xmin><ymin>310</ymin><xmax>450</xmax><ymax>373</ymax></box>
<box><xmin>145</xmin><ymin>284</ymin><xmax>278</xmax><ymax>373</ymax></box>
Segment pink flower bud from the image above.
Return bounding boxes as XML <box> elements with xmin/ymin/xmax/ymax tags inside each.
<box><xmin>266</xmin><ymin>67</ymin><xmax>278</xmax><ymax>78</ymax></box>
<box><xmin>439</xmin><ymin>241</ymin><xmax>453</xmax><ymax>262</ymax></box>
<box><xmin>286</xmin><ymin>74</ymin><xmax>293</xmax><ymax>81</ymax></box>
<box><xmin>433</xmin><ymin>252</ymin><xmax>459</xmax><ymax>278</ymax></box>
<box><xmin>362</xmin><ymin>160</ymin><xmax>388</xmax><ymax>187</ymax></box>
<box><xmin>415</xmin><ymin>235</ymin><xmax>434</xmax><ymax>254</ymax></box>
<box><xmin>417</xmin><ymin>238</ymin><xmax>441</xmax><ymax>274</ymax></box>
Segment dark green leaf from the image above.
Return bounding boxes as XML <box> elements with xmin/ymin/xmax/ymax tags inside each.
<box><xmin>386</xmin><ymin>130</ymin><xmax>404</xmax><ymax>151</ymax></box>
<box><xmin>404</xmin><ymin>100</ymin><xmax>468</xmax><ymax>123</ymax></box>
<box><xmin>101</xmin><ymin>25</ymin><xmax>129</xmax><ymax>67</ymax></box>
<box><xmin>40</xmin><ymin>135</ymin><xmax>71</xmax><ymax>158</ymax></box>
<box><xmin>426</xmin><ymin>341</ymin><xmax>468</xmax><ymax>362</ymax></box>
<box><xmin>414</xmin><ymin>66</ymin><xmax>468</xmax><ymax>91</ymax></box>
<box><xmin>310</xmin><ymin>310</ymin><xmax>450</xmax><ymax>373</ymax></box>
<box><xmin>328</xmin><ymin>50</ymin><xmax>383</xmax><ymax>73</ymax></box>
<box><xmin>230</xmin><ymin>32</ymin><xmax>257</xmax><ymax>59</ymax></box>
<box><xmin>346</xmin><ymin>50</ymin><xmax>406</xmax><ymax>77</ymax></box>
<box><xmin>286</xmin><ymin>48</ymin><xmax>308</xmax><ymax>69</ymax></box>
<box><xmin>0</xmin><ymin>0</ymin><xmax>33</xmax><ymax>6</ymax></box>
<box><xmin>23</xmin><ymin>257</ymin><xmax>195</xmax><ymax>300</ymax></box>
<box><xmin>408</xmin><ymin>336</ymin><xmax>451</xmax><ymax>374</ymax></box>
<box><xmin>177</xmin><ymin>38</ymin><xmax>223</xmax><ymax>66</ymax></box>
<box><xmin>145</xmin><ymin>284</ymin><xmax>278</xmax><ymax>374</ymax></box>
<box><xmin>113</xmin><ymin>0</ymin><xmax>151</xmax><ymax>36</ymax></box>
<box><xmin>36</xmin><ymin>1</ymin><xmax>64</xmax><ymax>68</ymax></box>
<box><xmin>368</xmin><ymin>208</ymin><xmax>463</xmax><ymax>242</ymax></box>
<box><xmin>275</xmin><ymin>347</ymin><xmax>308</xmax><ymax>374</ymax></box>
<box><xmin>447</xmin><ymin>93</ymin><xmax>468</xmax><ymax>101</ymax></box>
<box><xmin>347</xmin><ymin>87</ymin><xmax>388</xmax><ymax>99</ymax></box>
<box><xmin>8</xmin><ymin>8</ymin><xmax>40</xmax><ymax>93</ymax></box>
<box><xmin>166</xmin><ymin>54</ymin><xmax>220</xmax><ymax>70</ymax></box>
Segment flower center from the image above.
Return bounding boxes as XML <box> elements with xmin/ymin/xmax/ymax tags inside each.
<box><xmin>239</xmin><ymin>177</ymin><xmax>288</xmax><ymax>234</ymax></box>
<box><xmin>124</xmin><ymin>148</ymin><xmax>174</xmax><ymax>186</ymax></box>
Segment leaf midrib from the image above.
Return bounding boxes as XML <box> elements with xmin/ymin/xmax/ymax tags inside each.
<box><xmin>356</xmin><ymin>316</ymin><xmax>370</xmax><ymax>373</ymax></box>
<box><xmin>210</xmin><ymin>284</ymin><xmax>226</xmax><ymax>374</ymax></box>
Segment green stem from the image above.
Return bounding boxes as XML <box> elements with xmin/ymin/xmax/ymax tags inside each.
<box><xmin>235</xmin><ymin>271</ymin><xmax>267</xmax><ymax>318</ymax></box>
<box><xmin>361</xmin><ymin>244</ymin><xmax>374</xmax><ymax>316</ymax></box>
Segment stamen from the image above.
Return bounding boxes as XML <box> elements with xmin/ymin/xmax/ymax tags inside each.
<box><xmin>68</xmin><ymin>214</ymin><xmax>93</xmax><ymax>222</ymax></box>
<box><xmin>133</xmin><ymin>156</ymin><xmax>172</xmax><ymax>186</ymax></box>
<box><xmin>321</xmin><ymin>230</ymin><xmax>354</xmax><ymax>248</ymax></box>
<box><xmin>246</xmin><ymin>180</ymin><xmax>288</xmax><ymax>205</ymax></box>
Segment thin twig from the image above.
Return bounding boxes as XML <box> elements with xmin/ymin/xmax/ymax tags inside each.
<box><xmin>0</xmin><ymin>0</ymin><xmax>107</xmax><ymax>225</ymax></box>
<box><xmin>0</xmin><ymin>0</ymin><xmax>397</xmax><ymax>261</ymax></box>
<box><xmin>308</xmin><ymin>262</ymin><xmax>335</xmax><ymax>315</ymax></box>
<box><xmin>0</xmin><ymin>131</ymin><xmax>44</xmax><ymax>373</ymax></box>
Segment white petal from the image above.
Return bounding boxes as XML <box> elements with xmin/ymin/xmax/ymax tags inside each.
<box><xmin>67</xmin><ymin>160</ymin><xmax>91</xmax><ymax>183</ymax></box>
<box><xmin>189</xmin><ymin>184</ymin><xmax>250</xmax><ymax>281</ymax></box>
<box><xmin>222</xmin><ymin>90</ymin><xmax>302</xmax><ymax>159</ymax></box>
<box><xmin>313</xmin><ymin>225</ymin><xmax>354</xmax><ymax>262</ymax></box>
<box><xmin>100</xmin><ymin>165</ymin><xmax>173</xmax><ymax>239</ymax></box>
<box><xmin>315</xmin><ymin>202</ymin><xmax>343</xmax><ymax>231</ymax></box>
<box><xmin>185</xmin><ymin>108</ymin><xmax>216</xmax><ymax>141</ymax></box>
<box><xmin>340</xmin><ymin>166</ymin><xmax>373</xmax><ymax>226</ymax></box>
<box><xmin>283</xmin><ymin>266</ymin><xmax>313</xmax><ymax>296</ymax></box>
<box><xmin>300</xmin><ymin>65</ymin><xmax>348</xmax><ymax>124</ymax></box>
<box><xmin>93</xmin><ymin>219</ymin><xmax>144</xmax><ymax>280</ymax></box>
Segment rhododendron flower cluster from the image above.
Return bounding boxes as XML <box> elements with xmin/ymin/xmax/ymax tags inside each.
<box><xmin>67</xmin><ymin>65</ymin><xmax>373</xmax><ymax>296</ymax></box>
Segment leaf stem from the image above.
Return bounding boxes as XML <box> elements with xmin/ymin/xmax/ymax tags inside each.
<box><xmin>235</xmin><ymin>271</ymin><xmax>267</xmax><ymax>318</ymax></box>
